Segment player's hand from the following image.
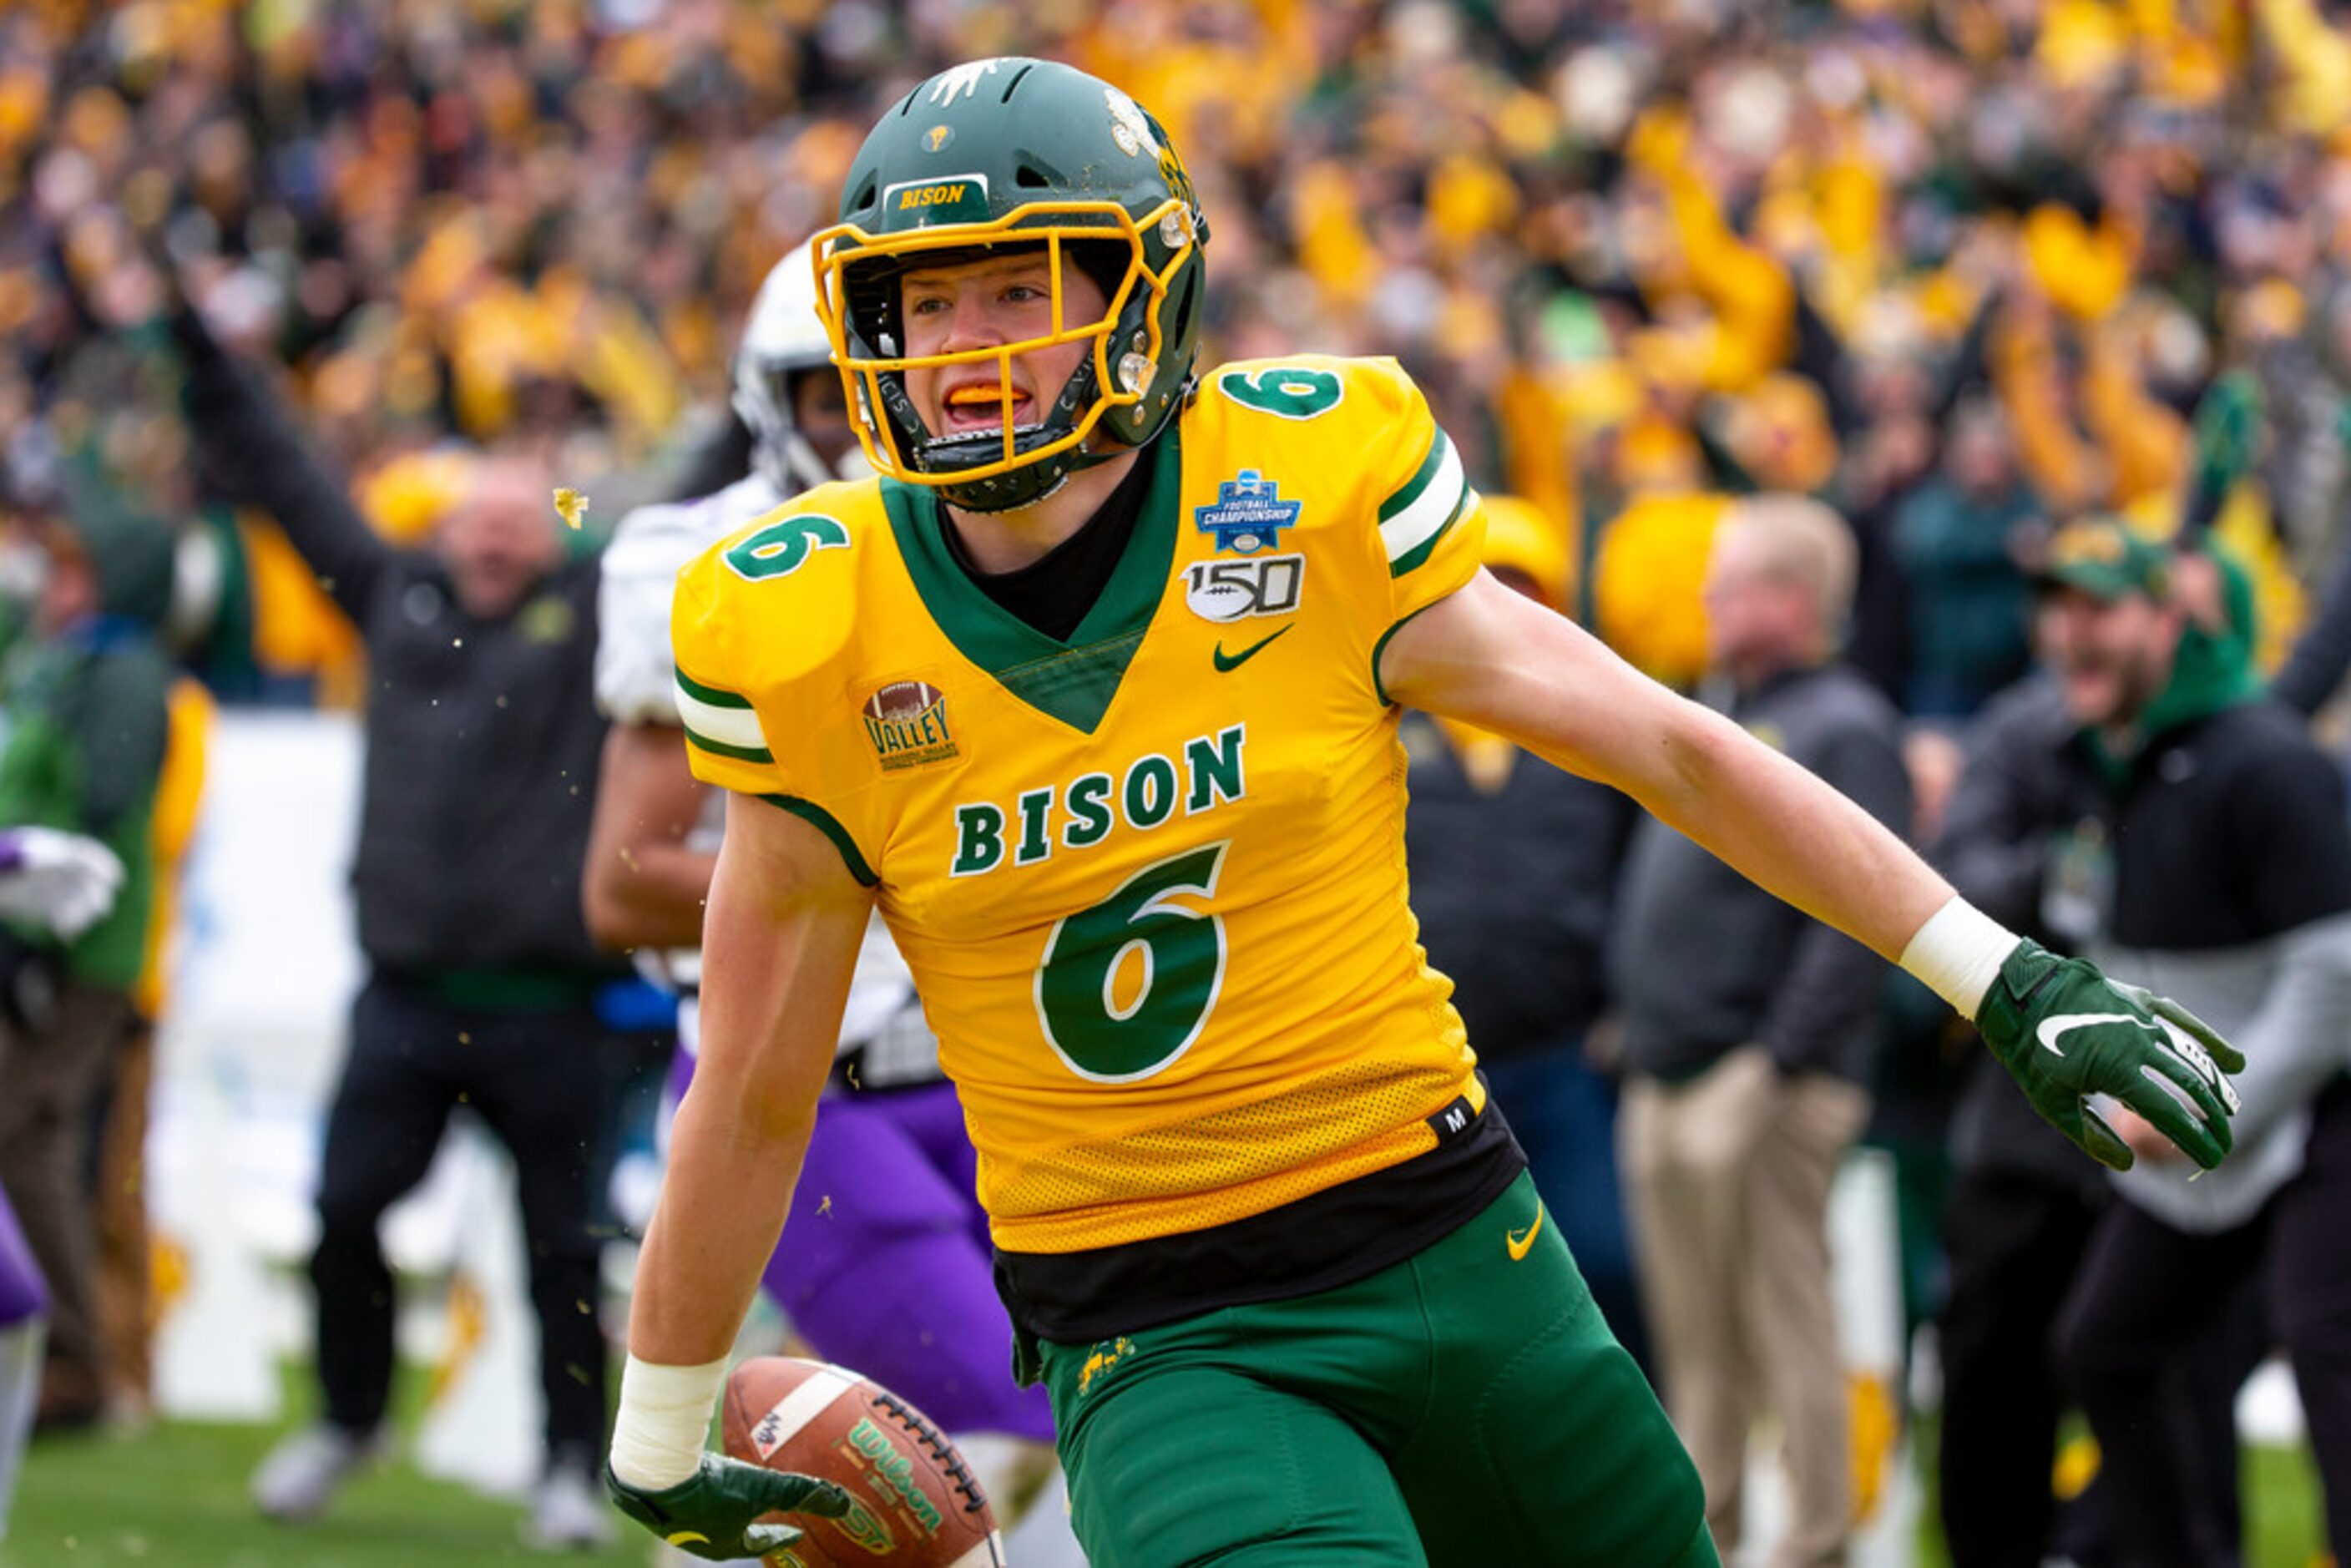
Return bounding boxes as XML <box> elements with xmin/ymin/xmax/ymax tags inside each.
<box><xmin>606</xmin><ymin>1454</ymin><xmax>852</xmax><ymax>1560</ymax></box>
<box><xmin>0</xmin><ymin>827</ymin><xmax>124</xmax><ymax>940</ymax></box>
<box><xmin>1975</xmin><ymin>938</ymin><xmax>2243</xmax><ymax>1172</ymax></box>
<box><xmin>2106</xmin><ymin>1103</ymin><xmax>2187</xmax><ymax>1166</ymax></box>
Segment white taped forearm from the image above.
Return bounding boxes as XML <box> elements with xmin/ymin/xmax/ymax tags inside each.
<box><xmin>609</xmin><ymin>1353</ymin><xmax>728</xmax><ymax>1490</ymax></box>
<box><xmin>1899</xmin><ymin>896</ymin><xmax>2021</xmax><ymax>1020</ymax></box>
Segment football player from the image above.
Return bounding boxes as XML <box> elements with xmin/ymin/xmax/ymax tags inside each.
<box><xmin>606</xmin><ymin>59</ymin><xmax>2244</xmax><ymax>1567</ymax></box>
<box><xmin>582</xmin><ymin>243</ymin><xmax>1062</xmax><ymax>1531</ymax></box>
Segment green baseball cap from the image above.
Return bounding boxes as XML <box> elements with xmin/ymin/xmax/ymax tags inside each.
<box><xmin>2034</xmin><ymin>516</ymin><xmax>2172</xmax><ymax>601</ymax></box>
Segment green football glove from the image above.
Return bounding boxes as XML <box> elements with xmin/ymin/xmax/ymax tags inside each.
<box><xmin>606</xmin><ymin>1454</ymin><xmax>852</xmax><ymax>1560</ymax></box>
<box><xmin>1976</xmin><ymin>939</ymin><xmax>2244</xmax><ymax>1171</ymax></box>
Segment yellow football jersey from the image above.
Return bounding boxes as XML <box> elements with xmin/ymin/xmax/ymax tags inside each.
<box><xmin>672</xmin><ymin>356</ymin><xmax>1489</xmax><ymax>1253</ymax></box>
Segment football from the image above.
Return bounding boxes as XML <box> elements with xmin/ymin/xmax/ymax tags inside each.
<box><xmin>721</xmin><ymin>1356</ymin><xmax>1006</xmax><ymax>1568</ymax></box>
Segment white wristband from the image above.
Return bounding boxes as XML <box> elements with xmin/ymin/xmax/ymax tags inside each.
<box><xmin>609</xmin><ymin>1353</ymin><xmax>728</xmax><ymax>1491</ymax></box>
<box><xmin>1898</xmin><ymin>896</ymin><xmax>2022</xmax><ymax>1020</ymax></box>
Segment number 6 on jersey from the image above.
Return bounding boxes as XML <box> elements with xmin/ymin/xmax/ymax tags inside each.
<box><xmin>1034</xmin><ymin>842</ymin><xmax>1231</xmax><ymax>1082</ymax></box>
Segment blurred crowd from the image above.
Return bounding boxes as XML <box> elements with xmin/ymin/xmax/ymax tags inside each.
<box><xmin>16</xmin><ymin>0</ymin><xmax>2351</xmax><ymax>707</ymax></box>
<box><xmin>13</xmin><ymin>0</ymin><xmax>2351</xmax><ymax>1559</ymax></box>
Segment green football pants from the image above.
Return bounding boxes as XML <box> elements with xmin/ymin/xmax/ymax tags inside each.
<box><xmin>1036</xmin><ymin>1171</ymin><xmax>1717</xmax><ymax>1566</ymax></box>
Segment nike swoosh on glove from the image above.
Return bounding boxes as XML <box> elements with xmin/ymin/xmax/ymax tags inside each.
<box><xmin>1976</xmin><ymin>938</ymin><xmax>2244</xmax><ymax>1171</ymax></box>
<box><xmin>607</xmin><ymin>1454</ymin><xmax>852</xmax><ymax>1560</ymax></box>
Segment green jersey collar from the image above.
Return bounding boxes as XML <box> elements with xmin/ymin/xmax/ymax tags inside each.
<box><xmin>880</xmin><ymin>431</ymin><xmax>1181</xmax><ymax>734</ymax></box>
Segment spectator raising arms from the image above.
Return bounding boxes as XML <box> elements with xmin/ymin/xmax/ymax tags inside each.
<box><xmin>164</xmin><ymin>283</ymin><xmax>624</xmax><ymax>1549</ymax></box>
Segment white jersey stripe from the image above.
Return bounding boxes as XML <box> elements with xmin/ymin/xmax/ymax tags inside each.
<box><xmin>1378</xmin><ymin>437</ymin><xmax>1467</xmax><ymax>565</ymax></box>
<box><xmin>674</xmin><ymin>681</ymin><xmax>771</xmax><ymax>753</ymax></box>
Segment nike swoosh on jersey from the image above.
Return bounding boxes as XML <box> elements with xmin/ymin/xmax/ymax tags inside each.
<box><xmin>2035</xmin><ymin>1012</ymin><xmax>2161</xmax><ymax>1058</ymax></box>
<box><xmin>1506</xmin><ymin>1205</ymin><xmax>1545</xmax><ymax>1262</ymax></box>
<box><xmin>1212</xmin><ymin>625</ymin><xmax>1292</xmax><ymax>672</ymax></box>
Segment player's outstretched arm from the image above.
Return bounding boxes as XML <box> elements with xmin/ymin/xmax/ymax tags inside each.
<box><xmin>582</xmin><ymin>721</ymin><xmax>720</xmax><ymax>951</ymax></box>
<box><xmin>1380</xmin><ymin>569</ymin><xmax>2242</xmax><ymax>1170</ymax></box>
<box><xmin>609</xmin><ymin>792</ymin><xmax>873</xmax><ymax>1555</ymax></box>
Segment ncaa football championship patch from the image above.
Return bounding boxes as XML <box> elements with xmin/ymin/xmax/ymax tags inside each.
<box><xmin>1378</xmin><ymin>430</ymin><xmax>1471</xmax><ymax>577</ymax></box>
<box><xmin>673</xmin><ymin>666</ymin><xmax>773</xmax><ymax>763</ymax></box>
<box><xmin>865</xmin><ymin>680</ymin><xmax>961</xmax><ymax>771</ymax></box>
<box><xmin>1194</xmin><ymin>470</ymin><xmax>1301</xmax><ymax>554</ymax></box>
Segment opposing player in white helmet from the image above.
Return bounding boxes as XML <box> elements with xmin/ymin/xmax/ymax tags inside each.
<box><xmin>731</xmin><ymin>250</ymin><xmax>853</xmax><ymax>498</ymax></box>
<box><xmin>584</xmin><ymin>241</ymin><xmax>1064</xmax><ymax>1542</ymax></box>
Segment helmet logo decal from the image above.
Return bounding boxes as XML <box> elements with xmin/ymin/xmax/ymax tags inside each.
<box><xmin>923</xmin><ymin>124</ymin><xmax>956</xmax><ymax>153</ymax></box>
<box><xmin>926</xmin><ymin>60</ymin><xmax>1002</xmax><ymax>106</ymax></box>
<box><xmin>1105</xmin><ymin>89</ymin><xmax>1158</xmax><ymax>159</ymax></box>
<box><xmin>880</xmin><ymin>174</ymin><xmax>993</xmax><ymax>226</ymax></box>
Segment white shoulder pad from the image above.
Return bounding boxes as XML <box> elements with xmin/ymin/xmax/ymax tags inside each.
<box><xmin>836</xmin><ymin>914</ymin><xmax>918</xmax><ymax>1052</ymax></box>
<box><xmin>595</xmin><ymin>473</ymin><xmax>788</xmax><ymax>723</ymax></box>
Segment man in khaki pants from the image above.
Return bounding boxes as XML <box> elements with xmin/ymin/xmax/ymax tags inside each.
<box><xmin>1609</xmin><ymin>495</ymin><xmax>1909</xmax><ymax>1567</ymax></box>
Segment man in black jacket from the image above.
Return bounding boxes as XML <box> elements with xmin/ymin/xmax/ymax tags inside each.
<box><xmin>1610</xmin><ymin>493</ymin><xmax>1912</xmax><ymax>1568</ymax></box>
<box><xmin>1929</xmin><ymin>675</ymin><xmax>2256</xmax><ymax>1568</ymax></box>
<box><xmin>166</xmin><ymin>303</ymin><xmax>621</xmax><ymax>1548</ymax></box>
<box><xmin>1937</xmin><ymin>518</ymin><xmax>2351</xmax><ymax>1568</ymax></box>
<box><xmin>2035</xmin><ymin>522</ymin><xmax>2351</xmax><ymax>1568</ymax></box>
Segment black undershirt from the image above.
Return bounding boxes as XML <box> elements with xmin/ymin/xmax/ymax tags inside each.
<box><xmin>938</xmin><ymin>442</ymin><xmax>1159</xmax><ymax>641</ymax></box>
<box><xmin>994</xmin><ymin>1093</ymin><xmax>1527</xmax><ymax>1344</ymax></box>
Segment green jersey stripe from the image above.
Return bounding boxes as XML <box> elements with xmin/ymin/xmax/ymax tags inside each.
<box><xmin>1376</xmin><ymin>429</ymin><xmax>1449</xmax><ymax>524</ymax></box>
<box><xmin>1378</xmin><ymin>437</ymin><xmax>1466</xmax><ymax>565</ymax></box>
<box><xmin>1387</xmin><ymin>487</ymin><xmax>1475</xmax><ymax>579</ymax></box>
<box><xmin>684</xmin><ymin>728</ymin><xmax>775</xmax><ymax>766</ymax></box>
<box><xmin>759</xmin><ymin>794</ymin><xmax>877</xmax><ymax>886</ymax></box>
<box><xmin>674</xmin><ymin>677</ymin><xmax>770</xmax><ymax>755</ymax></box>
<box><xmin>675</xmin><ymin>665</ymin><xmax>755</xmax><ymax>710</ymax></box>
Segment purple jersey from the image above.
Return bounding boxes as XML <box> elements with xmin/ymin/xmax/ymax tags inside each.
<box><xmin>665</xmin><ymin>1053</ymin><xmax>1052</xmax><ymax>1441</ymax></box>
<box><xmin>0</xmin><ymin>1185</ymin><xmax>45</xmax><ymax>1328</ymax></box>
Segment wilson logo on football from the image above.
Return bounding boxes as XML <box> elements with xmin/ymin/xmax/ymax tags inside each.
<box><xmin>864</xmin><ymin>680</ymin><xmax>961</xmax><ymax>772</ymax></box>
<box><xmin>847</xmin><ymin>1417</ymin><xmax>946</xmax><ymax>1535</ymax></box>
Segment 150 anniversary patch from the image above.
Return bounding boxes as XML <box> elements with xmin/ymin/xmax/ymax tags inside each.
<box><xmin>1185</xmin><ymin>554</ymin><xmax>1304</xmax><ymax>622</ymax></box>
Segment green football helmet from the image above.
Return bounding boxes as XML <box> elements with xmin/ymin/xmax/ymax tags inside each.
<box><xmin>811</xmin><ymin>58</ymin><xmax>1209</xmax><ymax>513</ymax></box>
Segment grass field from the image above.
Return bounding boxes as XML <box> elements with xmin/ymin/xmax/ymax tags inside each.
<box><xmin>6</xmin><ymin>1409</ymin><xmax>2334</xmax><ymax>1566</ymax></box>
<box><xmin>1906</xmin><ymin>1422</ymin><xmax>2333</xmax><ymax>1568</ymax></box>
<box><xmin>8</xmin><ymin>1414</ymin><xmax>648</xmax><ymax>1567</ymax></box>
<box><xmin>6</xmin><ymin>1357</ymin><xmax>654</xmax><ymax>1568</ymax></box>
